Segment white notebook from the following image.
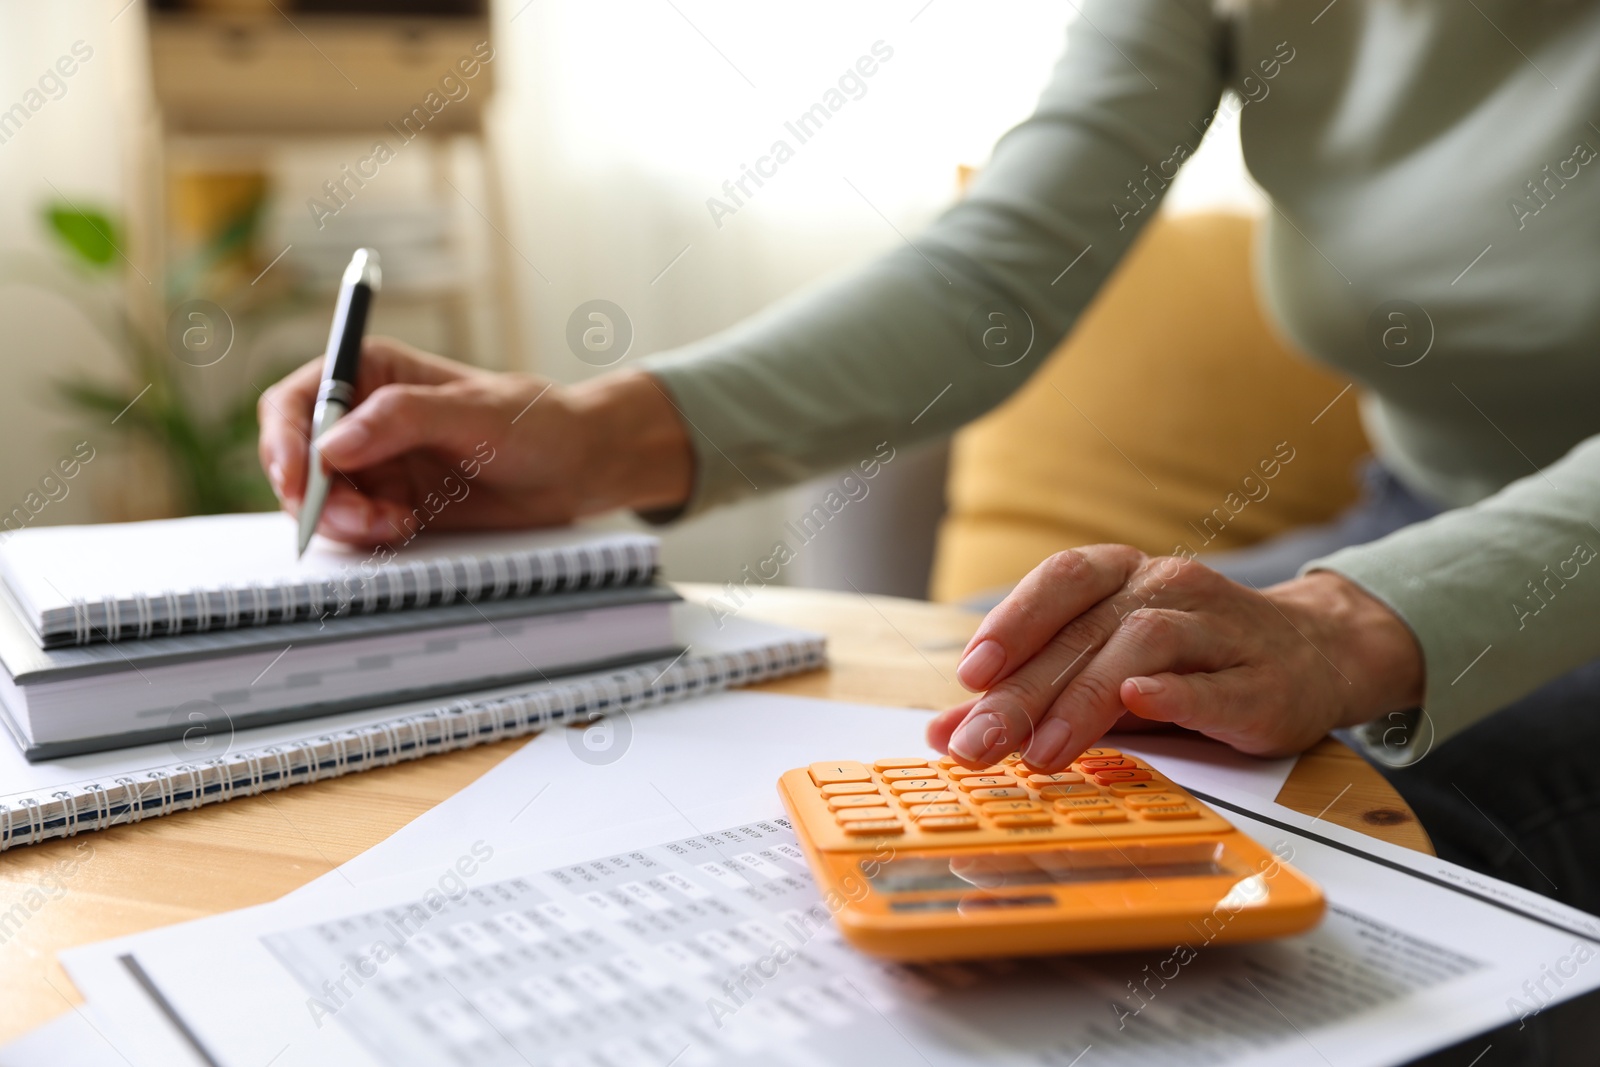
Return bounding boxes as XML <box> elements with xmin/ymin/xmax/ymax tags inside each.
<box><xmin>0</xmin><ymin>603</ymin><xmax>825</xmax><ymax>852</ymax></box>
<box><xmin>0</xmin><ymin>513</ymin><xmax>658</xmax><ymax>647</ymax></box>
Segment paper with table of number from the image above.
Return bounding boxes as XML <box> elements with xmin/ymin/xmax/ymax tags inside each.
<box><xmin>58</xmin><ymin>693</ymin><xmax>1600</xmax><ymax>1067</ymax></box>
<box><xmin>0</xmin><ymin>513</ymin><xmax>660</xmax><ymax>647</ymax></box>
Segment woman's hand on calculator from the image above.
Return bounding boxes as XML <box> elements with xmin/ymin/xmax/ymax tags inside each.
<box><xmin>927</xmin><ymin>546</ymin><xmax>1425</xmax><ymax>772</ymax></box>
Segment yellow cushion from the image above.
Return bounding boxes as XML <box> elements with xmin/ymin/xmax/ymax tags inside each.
<box><xmin>930</xmin><ymin>212</ymin><xmax>1370</xmax><ymax>603</ymax></box>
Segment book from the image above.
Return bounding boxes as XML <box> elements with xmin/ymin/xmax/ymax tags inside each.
<box><xmin>0</xmin><ymin>583</ymin><xmax>681</xmax><ymax>761</ymax></box>
<box><xmin>0</xmin><ymin>603</ymin><xmax>825</xmax><ymax>852</ymax></box>
<box><xmin>0</xmin><ymin>513</ymin><xmax>659</xmax><ymax>648</ymax></box>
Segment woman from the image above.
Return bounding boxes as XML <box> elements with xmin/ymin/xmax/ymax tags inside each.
<box><xmin>260</xmin><ymin>0</ymin><xmax>1600</xmax><ymax>933</ymax></box>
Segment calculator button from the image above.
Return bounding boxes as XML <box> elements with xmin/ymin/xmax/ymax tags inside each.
<box><xmin>828</xmin><ymin>794</ymin><xmax>892</xmax><ymax>810</ymax></box>
<box><xmin>907</xmin><ymin>803</ymin><xmax>966</xmax><ymax>818</ymax></box>
<box><xmin>1090</xmin><ymin>769</ymin><xmax>1153</xmax><ymax>785</ymax></box>
<box><xmin>1078</xmin><ymin>747</ymin><xmax>1122</xmax><ymax>759</ymax></box>
<box><xmin>1123</xmin><ymin>792</ymin><xmax>1188</xmax><ymax>809</ymax></box>
<box><xmin>881</xmin><ymin>767</ymin><xmax>938</xmax><ymax>781</ymax></box>
<box><xmin>1025</xmin><ymin>772</ymin><xmax>1085</xmax><ymax>786</ymax></box>
<box><xmin>918</xmin><ymin>815</ymin><xmax>979</xmax><ymax>831</ymax></box>
<box><xmin>945</xmin><ymin>765</ymin><xmax>1009</xmax><ymax>779</ymax></box>
<box><xmin>992</xmin><ymin>812</ymin><xmax>1054</xmax><ymax>828</ymax></box>
<box><xmin>1037</xmin><ymin>783</ymin><xmax>1102</xmax><ymax>799</ymax></box>
<box><xmin>820</xmin><ymin>782</ymin><xmax>880</xmax><ymax>797</ymax></box>
<box><xmin>873</xmin><ymin>758</ymin><xmax>929</xmax><ymax>771</ymax></box>
<box><xmin>1138</xmin><ymin>804</ymin><xmax>1201</xmax><ymax>820</ymax></box>
<box><xmin>842</xmin><ymin>819</ymin><xmax>904</xmax><ymax>836</ymax></box>
<box><xmin>1068</xmin><ymin>809</ymin><xmax>1129</xmax><ymax>824</ymax></box>
<box><xmin>979</xmin><ymin>799</ymin><xmax>1045</xmax><ymax>814</ymax></box>
<box><xmin>809</xmin><ymin>761</ymin><xmax>872</xmax><ymax>786</ymax></box>
<box><xmin>897</xmin><ymin>790</ymin><xmax>957</xmax><ymax>806</ymax></box>
<box><xmin>955</xmin><ymin>776</ymin><xmax>1018</xmax><ymax>791</ymax></box>
<box><xmin>835</xmin><ymin>806</ymin><xmax>898</xmax><ymax>823</ymax></box>
<box><xmin>1106</xmin><ymin>780</ymin><xmax>1166</xmax><ymax>795</ymax></box>
<box><xmin>1053</xmin><ymin>796</ymin><xmax>1116</xmax><ymax>812</ymax></box>
<box><xmin>1077</xmin><ymin>757</ymin><xmax>1137</xmax><ymax>772</ymax></box>
<box><xmin>967</xmin><ymin>787</ymin><xmax>1029</xmax><ymax>802</ymax></box>
<box><xmin>888</xmin><ymin>779</ymin><xmax>945</xmax><ymax>794</ymax></box>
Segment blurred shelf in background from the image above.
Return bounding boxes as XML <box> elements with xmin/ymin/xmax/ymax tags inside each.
<box><xmin>135</xmin><ymin>0</ymin><xmax>521</xmax><ymax>372</ymax></box>
<box><xmin>148</xmin><ymin>1</ymin><xmax>491</xmax><ymax>135</ymax></box>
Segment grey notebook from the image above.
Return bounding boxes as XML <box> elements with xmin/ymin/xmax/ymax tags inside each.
<box><xmin>0</xmin><ymin>583</ymin><xmax>682</xmax><ymax>760</ymax></box>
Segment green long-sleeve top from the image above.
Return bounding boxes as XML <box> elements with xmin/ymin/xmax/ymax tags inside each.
<box><xmin>641</xmin><ymin>0</ymin><xmax>1600</xmax><ymax>763</ymax></box>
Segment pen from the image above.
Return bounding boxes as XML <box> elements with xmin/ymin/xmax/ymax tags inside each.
<box><xmin>297</xmin><ymin>247</ymin><xmax>381</xmax><ymax>558</ymax></box>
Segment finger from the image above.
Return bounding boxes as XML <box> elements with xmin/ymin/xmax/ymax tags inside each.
<box><xmin>257</xmin><ymin>357</ymin><xmax>324</xmax><ymax>505</ymax></box>
<box><xmin>355</xmin><ymin>336</ymin><xmax>477</xmax><ymax>393</ymax></box>
<box><xmin>925</xmin><ymin>698</ymin><xmax>980</xmax><ymax>755</ymax></box>
<box><xmin>260</xmin><ymin>339</ymin><xmax>477</xmax><ymax>507</ymax></box>
<box><xmin>315</xmin><ymin>481</ymin><xmax>408</xmax><ymax>545</ymax></box>
<box><xmin>947</xmin><ymin>597</ymin><xmax>1125</xmax><ymax>766</ymax></box>
<box><xmin>1021</xmin><ymin>608</ymin><xmax>1231</xmax><ymax>770</ymax></box>
<box><xmin>315</xmin><ymin>382</ymin><xmax>497</xmax><ymax>474</ymax></box>
<box><xmin>1120</xmin><ymin>670</ymin><xmax>1227</xmax><ymax>730</ymax></box>
<box><xmin>956</xmin><ymin>545</ymin><xmax>1146</xmax><ymax>692</ymax></box>
<box><xmin>1120</xmin><ymin>668</ymin><xmax>1291</xmax><ymax>755</ymax></box>
<box><xmin>318</xmin><ymin>451</ymin><xmax>464</xmax><ymax>546</ymax></box>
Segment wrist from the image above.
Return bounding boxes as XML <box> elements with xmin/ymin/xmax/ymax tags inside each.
<box><xmin>1270</xmin><ymin>570</ymin><xmax>1425</xmax><ymax>727</ymax></box>
<box><xmin>567</xmin><ymin>370</ymin><xmax>694</xmax><ymax>515</ymax></box>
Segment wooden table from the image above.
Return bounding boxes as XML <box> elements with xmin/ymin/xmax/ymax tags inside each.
<box><xmin>0</xmin><ymin>583</ymin><xmax>1431</xmax><ymax>1043</ymax></box>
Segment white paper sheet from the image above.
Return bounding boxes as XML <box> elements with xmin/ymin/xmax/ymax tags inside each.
<box><xmin>57</xmin><ymin>693</ymin><xmax>1600</xmax><ymax>1067</ymax></box>
<box><xmin>0</xmin><ymin>1008</ymin><xmax>124</xmax><ymax>1067</ymax></box>
<box><xmin>1113</xmin><ymin>732</ymin><xmax>1295</xmax><ymax>803</ymax></box>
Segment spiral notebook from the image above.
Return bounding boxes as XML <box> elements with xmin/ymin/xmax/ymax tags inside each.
<box><xmin>0</xmin><ymin>513</ymin><xmax>659</xmax><ymax>648</ymax></box>
<box><xmin>0</xmin><ymin>602</ymin><xmax>825</xmax><ymax>851</ymax></box>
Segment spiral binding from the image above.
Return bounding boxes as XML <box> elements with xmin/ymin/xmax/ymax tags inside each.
<box><xmin>0</xmin><ymin>634</ymin><xmax>824</xmax><ymax>851</ymax></box>
<box><xmin>51</xmin><ymin>537</ymin><xmax>659</xmax><ymax>646</ymax></box>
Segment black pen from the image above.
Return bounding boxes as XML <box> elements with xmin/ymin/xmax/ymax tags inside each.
<box><xmin>297</xmin><ymin>247</ymin><xmax>381</xmax><ymax>558</ymax></box>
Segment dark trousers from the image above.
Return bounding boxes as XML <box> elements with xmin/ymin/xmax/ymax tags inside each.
<box><xmin>1205</xmin><ymin>462</ymin><xmax>1600</xmax><ymax>1067</ymax></box>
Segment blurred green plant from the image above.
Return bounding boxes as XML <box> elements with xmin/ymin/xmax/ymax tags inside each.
<box><xmin>35</xmin><ymin>198</ymin><xmax>308</xmax><ymax>517</ymax></box>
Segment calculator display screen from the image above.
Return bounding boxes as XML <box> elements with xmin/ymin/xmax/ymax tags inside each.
<box><xmin>863</xmin><ymin>843</ymin><xmax>1230</xmax><ymax>893</ymax></box>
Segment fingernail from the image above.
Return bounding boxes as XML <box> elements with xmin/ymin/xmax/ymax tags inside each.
<box><xmin>956</xmin><ymin>639</ymin><xmax>1005</xmax><ymax>691</ymax></box>
<box><xmin>268</xmin><ymin>461</ymin><xmax>284</xmax><ymax>495</ymax></box>
<box><xmin>949</xmin><ymin>710</ymin><xmax>1011</xmax><ymax>766</ymax></box>
<box><xmin>1021</xmin><ymin>717</ymin><xmax>1073</xmax><ymax>770</ymax></box>
<box><xmin>317</xmin><ymin>419</ymin><xmax>370</xmax><ymax>459</ymax></box>
<box><xmin>1128</xmin><ymin>676</ymin><xmax>1163</xmax><ymax>696</ymax></box>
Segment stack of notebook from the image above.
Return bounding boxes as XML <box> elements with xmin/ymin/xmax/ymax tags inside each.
<box><xmin>0</xmin><ymin>513</ymin><xmax>686</xmax><ymax>760</ymax></box>
<box><xmin>0</xmin><ymin>513</ymin><xmax>826</xmax><ymax>851</ymax></box>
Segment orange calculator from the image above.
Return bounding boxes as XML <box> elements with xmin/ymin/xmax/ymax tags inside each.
<box><xmin>777</xmin><ymin>748</ymin><xmax>1324</xmax><ymax>960</ymax></box>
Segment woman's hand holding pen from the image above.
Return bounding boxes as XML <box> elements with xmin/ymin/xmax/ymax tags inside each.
<box><xmin>258</xmin><ymin>337</ymin><xmax>695</xmax><ymax>545</ymax></box>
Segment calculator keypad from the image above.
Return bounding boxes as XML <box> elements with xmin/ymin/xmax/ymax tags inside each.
<box><xmin>793</xmin><ymin>750</ymin><xmax>1229</xmax><ymax>848</ymax></box>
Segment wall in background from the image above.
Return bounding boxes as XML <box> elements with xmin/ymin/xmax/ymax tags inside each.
<box><xmin>484</xmin><ymin>0</ymin><xmax>1083</xmax><ymax>590</ymax></box>
<box><xmin>0</xmin><ymin>1</ymin><xmax>149</xmax><ymax>527</ymax></box>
